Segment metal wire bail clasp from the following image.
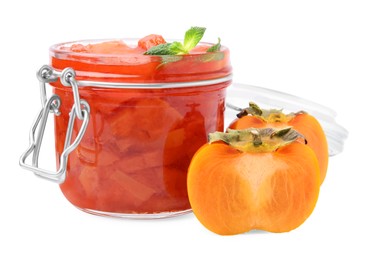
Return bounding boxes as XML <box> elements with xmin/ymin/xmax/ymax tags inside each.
<box><xmin>19</xmin><ymin>65</ymin><xmax>90</xmax><ymax>183</ymax></box>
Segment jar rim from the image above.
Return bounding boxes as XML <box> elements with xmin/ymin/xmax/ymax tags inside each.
<box><xmin>49</xmin><ymin>38</ymin><xmax>229</xmax><ymax>60</ymax></box>
<box><xmin>50</xmin><ymin>38</ymin><xmax>232</xmax><ymax>84</ymax></box>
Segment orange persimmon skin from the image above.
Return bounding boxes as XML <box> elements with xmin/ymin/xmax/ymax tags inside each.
<box><xmin>187</xmin><ymin>142</ymin><xmax>320</xmax><ymax>235</ymax></box>
<box><xmin>229</xmin><ymin>113</ymin><xmax>329</xmax><ymax>184</ymax></box>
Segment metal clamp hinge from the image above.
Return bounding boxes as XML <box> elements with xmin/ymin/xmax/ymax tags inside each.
<box><xmin>19</xmin><ymin>65</ymin><xmax>90</xmax><ymax>183</ymax></box>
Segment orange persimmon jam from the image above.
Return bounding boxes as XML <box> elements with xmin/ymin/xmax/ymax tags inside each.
<box><xmin>49</xmin><ymin>37</ymin><xmax>232</xmax><ymax>218</ymax></box>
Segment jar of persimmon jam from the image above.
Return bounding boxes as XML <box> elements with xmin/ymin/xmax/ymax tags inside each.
<box><xmin>19</xmin><ymin>37</ymin><xmax>232</xmax><ymax>218</ymax></box>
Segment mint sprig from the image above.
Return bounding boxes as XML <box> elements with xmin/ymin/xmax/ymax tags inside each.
<box><xmin>169</xmin><ymin>41</ymin><xmax>187</xmax><ymax>55</ymax></box>
<box><xmin>144</xmin><ymin>43</ymin><xmax>177</xmax><ymax>55</ymax></box>
<box><xmin>145</xmin><ymin>26</ymin><xmax>215</xmax><ymax>55</ymax></box>
<box><xmin>206</xmin><ymin>37</ymin><xmax>221</xmax><ymax>52</ymax></box>
<box><xmin>183</xmin><ymin>26</ymin><xmax>206</xmax><ymax>51</ymax></box>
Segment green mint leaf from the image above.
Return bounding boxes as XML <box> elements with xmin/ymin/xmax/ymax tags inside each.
<box><xmin>183</xmin><ymin>26</ymin><xmax>206</xmax><ymax>52</ymax></box>
<box><xmin>144</xmin><ymin>26</ymin><xmax>207</xmax><ymax>55</ymax></box>
<box><xmin>156</xmin><ymin>55</ymin><xmax>183</xmax><ymax>69</ymax></box>
<box><xmin>207</xmin><ymin>37</ymin><xmax>221</xmax><ymax>52</ymax></box>
<box><xmin>200</xmin><ymin>52</ymin><xmax>225</xmax><ymax>62</ymax></box>
<box><xmin>169</xmin><ymin>41</ymin><xmax>186</xmax><ymax>55</ymax></box>
<box><xmin>144</xmin><ymin>43</ymin><xmax>177</xmax><ymax>55</ymax></box>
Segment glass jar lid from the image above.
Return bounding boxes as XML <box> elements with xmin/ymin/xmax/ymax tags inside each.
<box><xmin>225</xmin><ymin>83</ymin><xmax>348</xmax><ymax>156</ymax></box>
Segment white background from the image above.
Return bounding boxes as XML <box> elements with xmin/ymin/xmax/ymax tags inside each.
<box><xmin>1</xmin><ymin>0</ymin><xmax>379</xmax><ymax>259</ymax></box>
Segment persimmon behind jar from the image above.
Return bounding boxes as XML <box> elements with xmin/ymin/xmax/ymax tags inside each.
<box><xmin>48</xmin><ymin>36</ymin><xmax>232</xmax><ymax>218</ymax></box>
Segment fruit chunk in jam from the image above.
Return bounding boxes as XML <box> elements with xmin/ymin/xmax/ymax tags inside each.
<box><xmin>65</xmin><ymin>35</ymin><xmax>164</xmax><ymax>55</ymax></box>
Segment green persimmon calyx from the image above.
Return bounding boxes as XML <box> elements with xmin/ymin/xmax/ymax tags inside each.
<box><xmin>144</xmin><ymin>26</ymin><xmax>221</xmax><ymax>55</ymax></box>
<box><xmin>236</xmin><ymin>101</ymin><xmax>306</xmax><ymax>123</ymax></box>
<box><xmin>208</xmin><ymin>127</ymin><xmax>306</xmax><ymax>153</ymax></box>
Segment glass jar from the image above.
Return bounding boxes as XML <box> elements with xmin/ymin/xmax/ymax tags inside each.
<box><xmin>21</xmin><ymin>39</ymin><xmax>232</xmax><ymax>218</ymax></box>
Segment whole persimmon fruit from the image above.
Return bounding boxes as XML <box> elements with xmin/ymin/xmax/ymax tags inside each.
<box><xmin>228</xmin><ymin>102</ymin><xmax>328</xmax><ymax>184</ymax></box>
<box><xmin>187</xmin><ymin>127</ymin><xmax>320</xmax><ymax>235</ymax></box>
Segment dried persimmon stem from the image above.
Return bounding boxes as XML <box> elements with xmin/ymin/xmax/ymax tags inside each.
<box><xmin>209</xmin><ymin>127</ymin><xmax>306</xmax><ymax>153</ymax></box>
<box><xmin>236</xmin><ymin>102</ymin><xmax>308</xmax><ymax>123</ymax></box>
